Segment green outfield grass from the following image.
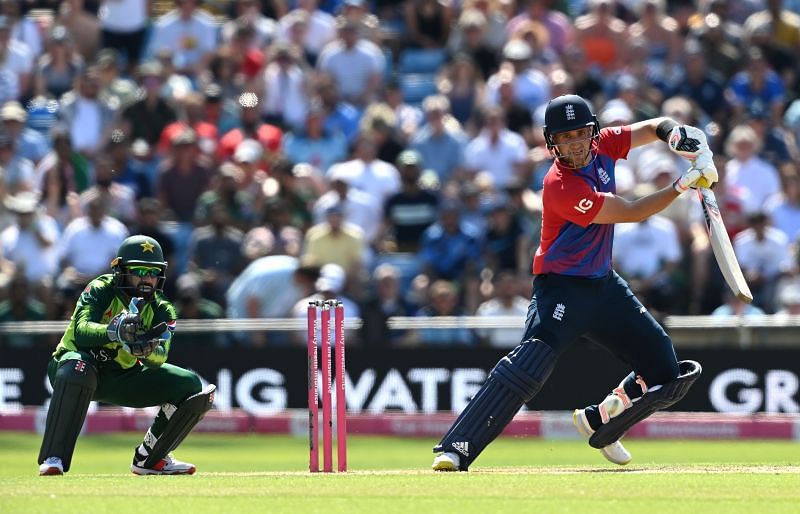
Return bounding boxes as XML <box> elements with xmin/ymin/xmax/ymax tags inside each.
<box><xmin>1</xmin><ymin>433</ymin><xmax>798</xmax><ymax>514</ymax></box>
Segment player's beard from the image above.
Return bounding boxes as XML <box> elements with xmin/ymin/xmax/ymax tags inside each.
<box><xmin>556</xmin><ymin>140</ymin><xmax>596</xmax><ymax>169</ymax></box>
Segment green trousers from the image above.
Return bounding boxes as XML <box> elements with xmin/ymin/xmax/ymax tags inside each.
<box><xmin>48</xmin><ymin>350</ymin><xmax>203</xmax><ymax>438</ymax></box>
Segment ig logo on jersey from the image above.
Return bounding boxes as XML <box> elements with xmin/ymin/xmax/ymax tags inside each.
<box><xmin>574</xmin><ymin>198</ymin><xmax>594</xmax><ymax>214</ymax></box>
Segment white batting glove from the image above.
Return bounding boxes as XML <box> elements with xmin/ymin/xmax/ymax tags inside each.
<box><xmin>668</xmin><ymin>125</ymin><xmax>709</xmax><ymax>161</ymax></box>
<box><xmin>673</xmin><ymin>165</ymin><xmax>719</xmax><ymax>193</ymax></box>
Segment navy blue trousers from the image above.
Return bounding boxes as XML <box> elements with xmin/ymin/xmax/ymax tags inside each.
<box><xmin>523</xmin><ymin>271</ymin><xmax>679</xmax><ymax>387</ymax></box>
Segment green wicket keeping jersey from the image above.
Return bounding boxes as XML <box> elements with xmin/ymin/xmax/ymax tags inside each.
<box><xmin>55</xmin><ymin>274</ymin><xmax>178</xmax><ymax>369</ymax></box>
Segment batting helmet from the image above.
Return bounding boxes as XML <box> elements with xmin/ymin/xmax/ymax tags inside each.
<box><xmin>110</xmin><ymin>235</ymin><xmax>168</xmax><ymax>301</ymax></box>
<box><xmin>542</xmin><ymin>94</ymin><xmax>600</xmax><ymax>151</ymax></box>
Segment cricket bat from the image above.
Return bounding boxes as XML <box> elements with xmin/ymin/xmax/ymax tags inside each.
<box><xmin>697</xmin><ymin>186</ymin><xmax>754</xmax><ymax>303</ymax></box>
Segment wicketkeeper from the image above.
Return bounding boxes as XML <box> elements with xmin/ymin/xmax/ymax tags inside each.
<box><xmin>38</xmin><ymin>235</ymin><xmax>215</xmax><ymax>476</ymax></box>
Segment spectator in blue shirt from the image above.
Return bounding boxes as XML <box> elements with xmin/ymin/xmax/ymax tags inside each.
<box><xmin>418</xmin><ymin>199</ymin><xmax>483</xmax><ymax>284</ymax></box>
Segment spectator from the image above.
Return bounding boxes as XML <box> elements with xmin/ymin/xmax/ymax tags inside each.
<box><xmin>1</xmin><ymin>100</ymin><xmax>48</xmax><ymax>165</ymax></box>
<box><xmin>418</xmin><ymin>199</ymin><xmax>483</xmax><ymax>286</ymax></box>
<box><xmin>0</xmin><ymin>129</ymin><xmax>35</xmax><ymax>194</ymax></box>
<box><xmin>258</xmin><ymin>42</ymin><xmax>309</xmax><ymax>130</ymax></box>
<box><xmin>573</xmin><ymin>0</ymin><xmax>628</xmax><ymax>74</ymax></box>
<box><xmin>95</xmin><ymin>48</ymin><xmax>139</xmax><ymax>110</ymax></box>
<box><xmin>360</xmin><ymin>104</ymin><xmax>405</xmax><ymax>165</ymax></box>
<box><xmin>461</xmin><ymin>0</ymin><xmax>508</xmax><ymax>52</ymax></box>
<box><xmin>157</xmin><ymin>92</ymin><xmax>219</xmax><ymax>157</ymax></box>
<box><xmin>59</xmin><ymin>67</ymin><xmax>117</xmax><ymax>157</ymax></box>
<box><xmin>56</xmin><ymin>0</ymin><xmax>101</xmax><ymax>64</ymax></box>
<box><xmin>448</xmin><ymin>10</ymin><xmax>500</xmax><ymax>80</ymax></box>
<box><xmin>711</xmin><ymin>289</ymin><xmax>766</xmax><ymax>316</ymax></box>
<box><xmin>302</xmin><ymin>203</ymin><xmax>366</xmax><ymax>276</ymax></box>
<box><xmin>187</xmin><ymin>199</ymin><xmax>246</xmax><ymax>307</ymax></box>
<box><xmin>312</xmin><ymin>167</ymin><xmax>381</xmax><ymax>244</ymax></box>
<box><xmin>283</xmin><ymin>100</ymin><xmax>348</xmax><ymax>175</ymax></box>
<box><xmin>147</xmin><ymin>0</ymin><xmax>218</xmax><ymax>78</ymax></box>
<box><xmin>325</xmin><ymin>131</ymin><xmax>401</xmax><ymax>203</ymax></box>
<box><xmin>437</xmin><ymin>53</ymin><xmax>486</xmax><ymax>129</ymax></box>
<box><xmin>410</xmin><ymin>94</ymin><xmax>466</xmax><ymax>185</ymax></box>
<box><xmin>278</xmin><ymin>0</ymin><xmax>336</xmax><ymax>65</ymax></box>
<box><xmin>37</xmin><ymin>126</ymin><xmax>89</xmax><ymax>227</ymax></box>
<box><xmin>724</xmin><ymin>46</ymin><xmax>786</xmax><ymax>126</ymax></box>
<box><xmin>359</xmin><ymin>263</ymin><xmax>414</xmax><ymax>347</ymax></box>
<box><xmin>122</xmin><ymin>61</ymin><xmax>177</xmax><ymax>150</ymax></box>
<box><xmin>0</xmin><ymin>271</ymin><xmax>46</xmax><ymax>346</ymax></box>
<box><xmin>217</xmin><ymin>92</ymin><xmax>283</xmax><ymax>162</ymax></box>
<box><xmin>1</xmin><ymin>191</ymin><xmax>60</xmax><ymax>292</ymax></box>
<box><xmin>79</xmin><ymin>153</ymin><xmax>137</xmax><ymax>224</ymax></box>
<box><xmin>173</xmin><ymin>272</ymin><xmax>225</xmax><ymax>346</ymax></box>
<box><xmin>464</xmin><ymin>105</ymin><xmax>530</xmax><ymax>189</ymax></box>
<box><xmin>106</xmin><ymin>129</ymin><xmax>151</xmax><ymax>199</ymax></box>
<box><xmin>194</xmin><ymin>163</ymin><xmax>251</xmax><ymax>231</ymax></box>
<box><xmin>384</xmin><ymin>80</ymin><xmax>424</xmax><ymax>144</ymax></box>
<box><xmin>774</xmin><ymin>281</ymin><xmax>800</xmax><ymax>316</ymax></box>
<box><xmin>317</xmin><ymin>16</ymin><xmax>386</xmax><ymax>108</ymax></box>
<box><xmin>765</xmin><ymin>170</ymin><xmax>800</xmax><ymax>241</ymax></box>
<box><xmin>506</xmin><ymin>0</ymin><xmax>573</xmax><ymax>55</ymax></box>
<box><xmin>475</xmin><ymin>270</ymin><xmax>528</xmax><ymax>348</ymax></box>
<box><xmin>403</xmin><ymin>0</ymin><xmax>452</xmax><ymax>49</ymax></box>
<box><xmin>291</xmin><ymin>262</ymin><xmax>361</xmax><ymax>344</ymax></box>
<box><xmin>1</xmin><ymin>0</ymin><xmax>41</xmax><ymax>59</ymax></box>
<box><xmin>485</xmin><ymin>39</ymin><xmax>550</xmax><ymax>113</ymax></box>
<box><xmin>626</xmin><ymin>0</ymin><xmax>682</xmax><ymax>78</ymax></box>
<box><xmin>315</xmin><ymin>74</ymin><xmax>361</xmax><ymax>143</ymax></box>
<box><xmin>483</xmin><ymin>197</ymin><xmax>527</xmax><ymax>274</ymax></box>
<box><xmin>339</xmin><ymin>0</ymin><xmax>382</xmax><ymax>43</ymax></box>
<box><xmin>724</xmin><ymin>124</ymin><xmax>782</xmax><ymax>214</ymax></box>
<box><xmin>383</xmin><ymin>150</ymin><xmax>439</xmax><ymax>253</ymax></box>
<box><xmin>221</xmin><ymin>0</ymin><xmax>277</xmax><ymax>50</ymax></box>
<box><xmin>414</xmin><ymin>279</ymin><xmax>476</xmax><ymax>346</ymax></box>
<box><xmin>0</xmin><ymin>14</ymin><xmax>33</xmax><ymax>105</ymax></box>
<box><xmin>733</xmin><ymin>211</ymin><xmax>793</xmax><ymax>313</ymax></box>
<box><xmin>57</xmin><ymin>195</ymin><xmax>128</xmax><ymax>290</ymax></box>
<box><xmin>98</xmin><ymin>0</ymin><xmax>149</xmax><ymax>71</ymax></box>
<box><xmin>613</xmin><ymin>185</ymin><xmax>683</xmax><ymax>314</ymax></box>
<box><xmin>34</xmin><ymin>25</ymin><xmax>84</xmax><ymax>101</ymax></box>
<box><xmin>672</xmin><ymin>39</ymin><xmax>726</xmax><ymax>122</ymax></box>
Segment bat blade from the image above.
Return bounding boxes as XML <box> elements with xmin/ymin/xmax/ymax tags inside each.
<box><xmin>698</xmin><ymin>187</ymin><xmax>754</xmax><ymax>303</ymax></box>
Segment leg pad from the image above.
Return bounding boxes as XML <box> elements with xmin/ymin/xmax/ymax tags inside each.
<box><xmin>141</xmin><ymin>384</ymin><xmax>215</xmax><ymax>468</ymax></box>
<box><xmin>38</xmin><ymin>359</ymin><xmax>97</xmax><ymax>472</ymax></box>
<box><xmin>589</xmin><ymin>360</ymin><xmax>701</xmax><ymax>449</ymax></box>
<box><xmin>434</xmin><ymin>340</ymin><xmax>556</xmax><ymax>470</ymax></box>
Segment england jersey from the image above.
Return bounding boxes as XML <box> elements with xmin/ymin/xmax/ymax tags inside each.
<box><xmin>533</xmin><ymin>126</ymin><xmax>631</xmax><ymax>278</ymax></box>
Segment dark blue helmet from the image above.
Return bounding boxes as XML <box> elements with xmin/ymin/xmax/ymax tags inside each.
<box><xmin>542</xmin><ymin>94</ymin><xmax>599</xmax><ymax>150</ymax></box>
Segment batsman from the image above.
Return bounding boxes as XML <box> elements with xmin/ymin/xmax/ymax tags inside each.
<box><xmin>432</xmin><ymin>95</ymin><xmax>717</xmax><ymax>471</ymax></box>
<box><xmin>38</xmin><ymin>235</ymin><xmax>215</xmax><ymax>476</ymax></box>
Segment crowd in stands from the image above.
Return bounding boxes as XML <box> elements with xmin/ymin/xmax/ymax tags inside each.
<box><xmin>2</xmin><ymin>0</ymin><xmax>800</xmax><ymax>348</ymax></box>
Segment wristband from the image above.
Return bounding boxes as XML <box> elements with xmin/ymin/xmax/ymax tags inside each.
<box><xmin>656</xmin><ymin>119</ymin><xmax>679</xmax><ymax>142</ymax></box>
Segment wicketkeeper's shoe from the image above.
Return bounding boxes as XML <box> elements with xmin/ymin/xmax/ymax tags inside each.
<box><xmin>431</xmin><ymin>451</ymin><xmax>460</xmax><ymax>472</ymax></box>
<box><xmin>573</xmin><ymin>408</ymin><xmax>632</xmax><ymax>465</ymax></box>
<box><xmin>131</xmin><ymin>452</ymin><xmax>196</xmax><ymax>475</ymax></box>
<box><xmin>39</xmin><ymin>456</ymin><xmax>64</xmax><ymax>476</ymax></box>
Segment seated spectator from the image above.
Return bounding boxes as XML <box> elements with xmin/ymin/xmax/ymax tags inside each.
<box><xmin>187</xmin><ymin>199</ymin><xmax>246</xmax><ymax>307</ymax></box>
<box><xmin>361</xmin><ymin>104</ymin><xmax>405</xmax><ymax>165</ymax></box>
<box><xmin>56</xmin><ymin>196</ymin><xmax>128</xmax><ymax>292</ymax></box>
<box><xmin>448</xmin><ymin>9</ymin><xmax>501</xmax><ymax>80</ymax></box>
<box><xmin>278</xmin><ymin>0</ymin><xmax>336</xmax><ymax>65</ymax></box>
<box><xmin>711</xmin><ymin>290</ymin><xmax>766</xmax><ymax>317</ymax></box>
<box><xmin>382</xmin><ymin>150</ymin><xmax>439</xmax><ymax>253</ymax></box>
<box><xmin>414</xmin><ymin>279</ymin><xmax>476</xmax><ymax>346</ymax></box>
<box><xmin>383</xmin><ymin>79</ymin><xmax>423</xmax><ymax>144</ymax></box>
<box><xmin>1</xmin><ymin>191</ymin><xmax>60</xmax><ymax>297</ymax></box>
<box><xmin>106</xmin><ymin>130</ymin><xmax>151</xmax><ymax>199</ymax></box>
<box><xmin>221</xmin><ymin>0</ymin><xmax>277</xmax><ymax>50</ymax></box>
<box><xmin>0</xmin><ymin>129</ymin><xmax>35</xmax><ymax>194</ymax></box>
<box><xmin>774</xmin><ymin>282</ymin><xmax>800</xmax><ymax>316</ymax></box>
<box><xmin>485</xmin><ymin>40</ymin><xmax>550</xmax><ymax>112</ymax></box>
<box><xmin>258</xmin><ymin>42</ymin><xmax>309</xmax><ymax>130</ymax></box>
<box><xmin>0</xmin><ymin>271</ymin><xmax>46</xmax><ymax>346</ymax></box>
<box><xmin>217</xmin><ymin>92</ymin><xmax>283</xmax><ymax>162</ymax></box>
<box><xmin>98</xmin><ymin>0</ymin><xmax>150</xmax><ymax>71</ymax></box>
<box><xmin>410</xmin><ymin>95</ymin><xmax>467</xmax><ymax>186</ymax></box>
<box><xmin>724</xmin><ymin>124</ymin><xmax>782</xmax><ymax>214</ymax></box>
<box><xmin>157</xmin><ymin>92</ymin><xmax>219</xmax><ymax>157</ymax></box>
<box><xmin>37</xmin><ymin>126</ymin><xmax>89</xmax><ymax>228</ymax></box>
<box><xmin>359</xmin><ymin>264</ymin><xmax>415</xmax><ymax>347</ymax></box>
<box><xmin>291</xmin><ymin>262</ymin><xmax>361</xmax><ymax>345</ymax></box>
<box><xmin>733</xmin><ymin>211</ymin><xmax>793</xmax><ymax>313</ymax></box>
<box><xmin>194</xmin><ymin>163</ymin><xmax>251</xmax><ymax>231</ymax></box>
<box><xmin>325</xmin><ymin>131</ymin><xmax>401</xmax><ymax>204</ymax></box>
<box><xmin>122</xmin><ymin>61</ymin><xmax>177</xmax><ymax>151</ymax></box>
<box><xmin>475</xmin><ymin>270</ymin><xmax>528</xmax><ymax>348</ymax></box>
<box><xmin>724</xmin><ymin>46</ymin><xmax>786</xmax><ymax>126</ymax></box>
<box><xmin>0</xmin><ymin>14</ymin><xmax>33</xmax><ymax>105</ymax></box>
<box><xmin>173</xmin><ymin>272</ymin><xmax>225</xmax><ymax>346</ymax></box>
<box><xmin>283</xmin><ymin>100</ymin><xmax>348</xmax><ymax>175</ymax></box>
<box><xmin>765</xmin><ymin>170</ymin><xmax>800</xmax><ymax>241</ymax></box>
<box><xmin>35</xmin><ymin>25</ymin><xmax>84</xmax><ymax>101</ymax></box>
<box><xmin>146</xmin><ymin>0</ymin><xmax>218</xmax><ymax>78</ymax></box>
<box><xmin>79</xmin><ymin>153</ymin><xmax>137</xmax><ymax>225</ymax></box>
<box><xmin>316</xmin><ymin>16</ymin><xmax>385</xmax><ymax>107</ymax></box>
<box><xmin>464</xmin><ymin>105</ymin><xmax>530</xmax><ymax>189</ymax></box>
<box><xmin>1</xmin><ymin>101</ymin><xmax>48</xmax><ymax>165</ymax></box>
<box><xmin>302</xmin><ymin>203</ymin><xmax>366</xmax><ymax>277</ymax></box>
<box><xmin>312</xmin><ymin>166</ymin><xmax>381</xmax><ymax>244</ymax></box>
<box><xmin>483</xmin><ymin>197</ymin><xmax>526</xmax><ymax>274</ymax></box>
<box><xmin>403</xmin><ymin>0</ymin><xmax>452</xmax><ymax>49</ymax></box>
<box><xmin>419</xmin><ymin>199</ymin><xmax>483</xmax><ymax>283</ymax></box>
<box><xmin>315</xmin><ymin>74</ymin><xmax>361</xmax><ymax>144</ymax></box>
<box><xmin>59</xmin><ymin>67</ymin><xmax>117</xmax><ymax>158</ymax></box>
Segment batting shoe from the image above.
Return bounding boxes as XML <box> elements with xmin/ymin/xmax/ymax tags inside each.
<box><xmin>431</xmin><ymin>452</ymin><xmax>460</xmax><ymax>472</ymax></box>
<box><xmin>131</xmin><ymin>452</ymin><xmax>196</xmax><ymax>475</ymax></box>
<box><xmin>573</xmin><ymin>409</ymin><xmax>632</xmax><ymax>466</ymax></box>
<box><xmin>39</xmin><ymin>456</ymin><xmax>64</xmax><ymax>476</ymax></box>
